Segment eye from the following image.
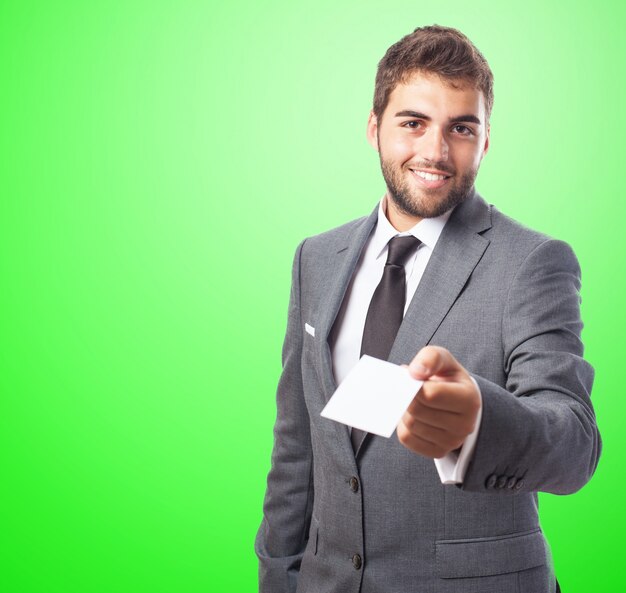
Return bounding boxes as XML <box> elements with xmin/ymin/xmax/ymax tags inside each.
<box><xmin>402</xmin><ymin>120</ymin><xmax>422</xmax><ymax>129</ymax></box>
<box><xmin>451</xmin><ymin>124</ymin><xmax>474</xmax><ymax>136</ymax></box>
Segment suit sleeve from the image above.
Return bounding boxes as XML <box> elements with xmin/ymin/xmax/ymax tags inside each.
<box><xmin>461</xmin><ymin>238</ymin><xmax>601</xmax><ymax>494</ymax></box>
<box><xmin>255</xmin><ymin>240</ymin><xmax>314</xmax><ymax>593</ymax></box>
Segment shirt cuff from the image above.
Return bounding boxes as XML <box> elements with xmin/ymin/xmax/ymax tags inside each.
<box><xmin>433</xmin><ymin>376</ymin><xmax>482</xmax><ymax>485</ymax></box>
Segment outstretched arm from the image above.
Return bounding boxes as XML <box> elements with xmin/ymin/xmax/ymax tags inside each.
<box><xmin>398</xmin><ymin>239</ymin><xmax>600</xmax><ymax>494</ymax></box>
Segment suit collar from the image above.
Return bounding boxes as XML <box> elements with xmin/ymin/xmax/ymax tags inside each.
<box><xmin>331</xmin><ymin>205</ymin><xmax>379</xmax><ymax>256</ymax></box>
<box><xmin>450</xmin><ymin>188</ymin><xmax>493</xmax><ymax>234</ymax></box>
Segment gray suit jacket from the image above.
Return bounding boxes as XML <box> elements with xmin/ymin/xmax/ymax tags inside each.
<box><xmin>255</xmin><ymin>192</ymin><xmax>600</xmax><ymax>593</ymax></box>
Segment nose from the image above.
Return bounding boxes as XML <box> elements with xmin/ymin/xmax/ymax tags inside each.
<box><xmin>420</xmin><ymin>127</ymin><xmax>449</xmax><ymax>162</ymax></box>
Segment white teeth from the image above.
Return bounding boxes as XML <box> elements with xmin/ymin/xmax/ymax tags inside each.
<box><xmin>413</xmin><ymin>170</ymin><xmax>447</xmax><ymax>181</ymax></box>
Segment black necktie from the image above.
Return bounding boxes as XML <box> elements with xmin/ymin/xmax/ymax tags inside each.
<box><xmin>351</xmin><ymin>235</ymin><xmax>421</xmax><ymax>452</ymax></box>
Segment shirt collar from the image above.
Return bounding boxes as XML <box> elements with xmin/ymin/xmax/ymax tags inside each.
<box><xmin>370</xmin><ymin>195</ymin><xmax>453</xmax><ymax>260</ymax></box>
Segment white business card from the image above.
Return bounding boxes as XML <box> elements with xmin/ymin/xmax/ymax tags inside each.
<box><xmin>321</xmin><ymin>355</ymin><xmax>423</xmax><ymax>437</ymax></box>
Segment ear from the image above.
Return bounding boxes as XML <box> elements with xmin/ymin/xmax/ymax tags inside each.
<box><xmin>366</xmin><ymin>110</ymin><xmax>379</xmax><ymax>151</ymax></box>
<box><xmin>483</xmin><ymin>123</ymin><xmax>490</xmax><ymax>156</ymax></box>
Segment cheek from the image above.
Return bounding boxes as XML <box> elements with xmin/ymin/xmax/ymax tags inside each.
<box><xmin>472</xmin><ymin>147</ymin><xmax>487</xmax><ymax>168</ymax></box>
<box><xmin>455</xmin><ymin>145</ymin><xmax>484</xmax><ymax>171</ymax></box>
<box><xmin>387</xmin><ymin>136</ymin><xmax>416</xmax><ymax>162</ymax></box>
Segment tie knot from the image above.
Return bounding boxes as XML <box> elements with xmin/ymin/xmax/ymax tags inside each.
<box><xmin>386</xmin><ymin>235</ymin><xmax>421</xmax><ymax>267</ymax></box>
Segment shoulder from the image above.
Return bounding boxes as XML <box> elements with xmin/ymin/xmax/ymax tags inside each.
<box><xmin>489</xmin><ymin>205</ymin><xmax>550</xmax><ymax>246</ymax></box>
<box><xmin>452</xmin><ymin>193</ymin><xmax>581</xmax><ymax>290</ymax></box>
<box><xmin>297</xmin><ymin>209</ymin><xmax>376</xmax><ymax>262</ymax></box>
<box><xmin>483</xmin><ymin>200</ymin><xmax>578</xmax><ymax>268</ymax></box>
<box><xmin>303</xmin><ymin>215</ymin><xmax>370</xmax><ymax>248</ymax></box>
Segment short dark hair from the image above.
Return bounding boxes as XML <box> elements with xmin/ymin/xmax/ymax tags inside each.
<box><xmin>373</xmin><ymin>25</ymin><xmax>494</xmax><ymax>121</ymax></box>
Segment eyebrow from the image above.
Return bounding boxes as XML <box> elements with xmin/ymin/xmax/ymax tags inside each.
<box><xmin>394</xmin><ymin>110</ymin><xmax>482</xmax><ymax>125</ymax></box>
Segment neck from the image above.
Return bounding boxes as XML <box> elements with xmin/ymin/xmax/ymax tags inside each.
<box><xmin>384</xmin><ymin>194</ymin><xmax>422</xmax><ymax>231</ymax></box>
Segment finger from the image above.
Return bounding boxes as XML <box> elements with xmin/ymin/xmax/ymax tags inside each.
<box><xmin>408</xmin><ymin>381</ymin><xmax>477</xmax><ymax>414</ymax></box>
<box><xmin>396</xmin><ymin>420</ymin><xmax>451</xmax><ymax>459</ymax></box>
<box><xmin>400</xmin><ymin>410</ymin><xmax>467</xmax><ymax>447</ymax></box>
<box><xmin>408</xmin><ymin>346</ymin><xmax>464</xmax><ymax>381</ymax></box>
<box><xmin>404</xmin><ymin>401</ymin><xmax>476</xmax><ymax>435</ymax></box>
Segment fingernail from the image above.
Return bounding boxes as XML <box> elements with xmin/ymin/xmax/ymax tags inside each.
<box><xmin>411</xmin><ymin>362</ymin><xmax>428</xmax><ymax>374</ymax></box>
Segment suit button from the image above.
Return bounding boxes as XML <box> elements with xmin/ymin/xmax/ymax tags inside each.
<box><xmin>352</xmin><ymin>554</ymin><xmax>362</xmax><ymax>570</ymax></box>
<box><xmin>486</xmin><ymin>474</ymin><xmax>497</xmax><ymax>489</ymax></box>
<box><xmin>349</xmin><ymin>477</ymin><xmax>359</xmax><ymax>492</ymax></box>
<box><xmin>514</xmin><ymin>479</ymin><xmax>525</xmax><ymax>490</ymax></box>
<box><xmin>506</xmin><ymin>477</ymin><xmax>517</xmax><ymax>489</ymax></box>
<box><xmin>496</xmin><ymin>476</ymin><xmax>508</xmax><ymax>489</ymax></box>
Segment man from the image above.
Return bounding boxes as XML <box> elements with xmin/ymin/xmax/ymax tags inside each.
<box><xmin>255</xmin><ymin>25</ymin><xmax>600</xmax><ymax>593</ymax></box>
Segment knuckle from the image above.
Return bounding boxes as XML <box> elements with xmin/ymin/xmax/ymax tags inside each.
<box><xmin>407</xmin><ymin>398</ymin><xmax>421</xmax><ymax>414</ymax></box>
<box><xmin>403</xmin><ymin>413</ymin><xmax>418</xmax><ymax>431</ymax></box>
<box><xmin>420</xmin><ymin>383</ymin><xmax>437</xmax><ymax>399</ymax></box>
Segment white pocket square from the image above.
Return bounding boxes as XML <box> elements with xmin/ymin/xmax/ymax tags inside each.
<box><xmin>305</xmin><ymin>323</ymin><xmax>315</xmax><ymax>337</ymax></box>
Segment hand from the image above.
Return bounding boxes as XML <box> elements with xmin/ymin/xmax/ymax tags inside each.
<box><xmin>397</xmin><ymin>346</ymin><xmax>480</xmax><ymax>459</ymax></box>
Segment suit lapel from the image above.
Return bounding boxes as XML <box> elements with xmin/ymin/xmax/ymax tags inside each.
<box><xmin>315</xmin><ymin>206</ymin><xmax>379</xmax><ymax>404</ymax></box>
<box><xmin>389</xmin><ymin>192</ymin><xmax>493</xmax><ymax>364</ymax></box>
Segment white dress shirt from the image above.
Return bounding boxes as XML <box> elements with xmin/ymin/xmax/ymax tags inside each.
<box><xmin>329</xmin><ymin>197</ymin><xmax>482</xmax><ymax>484</ymax></box>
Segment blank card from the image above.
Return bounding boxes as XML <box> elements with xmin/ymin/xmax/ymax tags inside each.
<box><xmin>321</xmin><ymin>355</ymin><xmax>423</xmax><ymax>437</ymax></box>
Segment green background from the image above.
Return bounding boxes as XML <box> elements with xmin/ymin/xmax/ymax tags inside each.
<box><xmin>1</xmin><ymin>1</ymin><xmax>623</xmax><ymax>591</ymax></box>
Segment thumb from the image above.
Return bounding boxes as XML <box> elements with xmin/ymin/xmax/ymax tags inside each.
<box><xmin>408</xmin><ymin>346</ymin><xmax>463</xmax><ymax>380</ymax></box>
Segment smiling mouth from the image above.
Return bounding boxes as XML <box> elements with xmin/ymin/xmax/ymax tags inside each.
<box><xmin>410</xmin><ymin>169</ymin><xmax>451</xmax><ymax>181</ymax></box>
<box><xmin>409</xmin><ymin>168</ymin><xmax>452</xmax><ymax>189</ymax></box>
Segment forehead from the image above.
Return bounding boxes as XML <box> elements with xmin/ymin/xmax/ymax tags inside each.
<box><xmin>385</xmin><ymin>71</ymin><xmax>486</xmax><ymax>120</ymax></box>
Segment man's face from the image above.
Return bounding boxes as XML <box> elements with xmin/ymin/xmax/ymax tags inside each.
<box><xmin>367</xmin><ymin>71</ymin><xmax>490</xmax><ymax>223</ymax></box>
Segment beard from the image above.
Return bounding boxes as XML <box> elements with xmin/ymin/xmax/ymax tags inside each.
<box><xmin>379</xmin><ymin>153</ymin><xmax>477</xmax><ymax>219</ymax></box>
